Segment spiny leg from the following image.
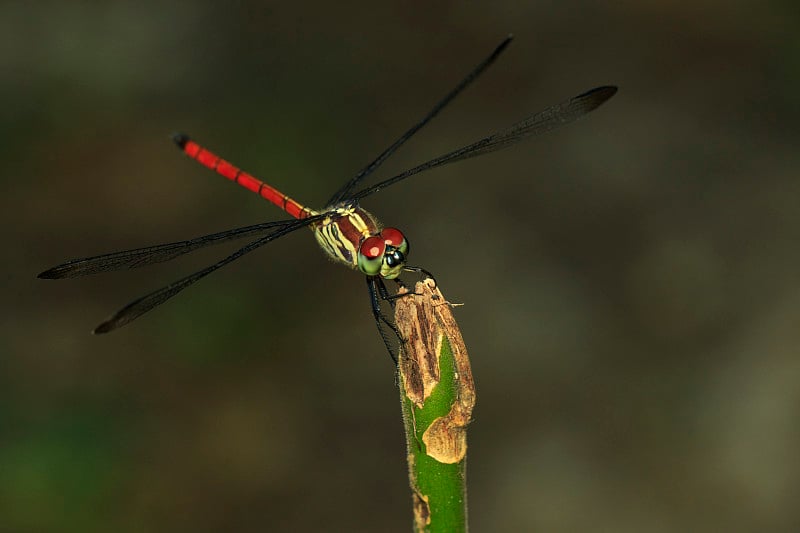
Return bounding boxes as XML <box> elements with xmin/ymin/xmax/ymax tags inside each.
<box><xmin>403</xmin><ymin>265</ymin><xmax>436</xmax><ymax>283</ymax></box>
<box><xmin>380</xmin><ymin>266</ymin><xmax>438</xmax><ymax>304</ymax></box>
<box><xmin>366</xmin><ymin>276</ymin><xmax>403</xmax><ymax>364</ymax></box>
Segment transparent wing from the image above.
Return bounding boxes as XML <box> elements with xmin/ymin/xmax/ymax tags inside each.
<box><xmin>38</xmin><ymin>219</ymin><xmax>306</xmax><ymax>279</ymax></box>
<box><xmin>353</xmin><ymin>85</ymin><xmax>617</xmax><ymax>200</ymax></box>
<box><xmin>326</xmin><ymin>36</ymin><xmax>514</xmax><ymax>206</ymax></box>
<box><xmin>92</xmin><ymin>216</ymin><xmax>322</xmax><ymax>333</ymax></box>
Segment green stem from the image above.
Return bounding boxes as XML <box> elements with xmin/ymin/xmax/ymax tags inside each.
<box><xmin>395</xmin><ymin>279</ymin><xmax>475</xmax><ymax>533</ymax></box>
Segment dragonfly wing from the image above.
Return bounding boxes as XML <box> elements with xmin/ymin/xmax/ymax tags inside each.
<box><xmin>353</xmin><ymin>86</ymin><xmax>617</xmax><ymax>200</ymax></box>
<box><xmin>93</xmin><ymin>216</ymin><xmax>320</xmax><ymax>333</ymax></box>
<box><xmin>435</xmin><ymin>85</ymin><xmax>618</xmax><ymax>162</ymax></box>
<box><xmin>326</xmin><ymin>36</ymin><xmax>514</xmax><ymax>207</ymax></box>
<box><xmin>38</xmin><ymin>219</ymin><xmax>304</xmax><ymax>279</ymax></box>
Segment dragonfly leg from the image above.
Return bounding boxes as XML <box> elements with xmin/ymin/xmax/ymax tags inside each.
<box><xmin>402</xmin><ymin>265</ymin><xmax>437</xmax><ymax>284</ymax></box>
<box><xmin>367</xmin><ymin>276</ymin><xmax>403</xmax><ymax>364</ymax></box>
<box><xmin>383</xmin><ymin>278</ymin><xmax>418</xmax><ymax>302</ymax></box>
<box><xmin>376</xmin><ymin>276</ymin><xmax>399</xmax><ymax>309</ymax></box>
<box><xmin>379</xmin><ymin>266</ymin><xmax>438</xmax><ymax>303</ymax></box>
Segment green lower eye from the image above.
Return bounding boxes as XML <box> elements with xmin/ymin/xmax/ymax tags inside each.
<box><xmin>358</xmin><ymin>236</ymin><xmax>385</xmax><ymax>276</ymax></box>
<box><xmin>358</xmin><ymin>254</ymin><xmax>382</xmax><ymax>276</ymax></box>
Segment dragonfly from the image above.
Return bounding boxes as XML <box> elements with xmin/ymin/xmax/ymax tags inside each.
<box><xmin>38</xmin><ymin>36</ymin><xmax>617</xmax><ymax>360</ymax></box>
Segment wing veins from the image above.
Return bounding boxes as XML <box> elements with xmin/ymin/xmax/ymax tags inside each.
<box><xmin>326</xmin><ymin>35</ymin><xmax>514</xmax><ymax>206</ymax></box>
<box><xmin>93</xmin><ymin>216</ymin><xmax>322</xmax><ymax>333</ymax></box>
<box><xmin>38</xmin><ymin>219</ymin><xmax>304</xmax><ymax>279</ymax></box>
<box><xmin>353</xmin><ymin>85</ymin><xmax>618</xmax><ymax>200</ymax></box>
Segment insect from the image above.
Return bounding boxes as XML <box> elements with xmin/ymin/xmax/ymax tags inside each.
<box><xmin>39</xmin><ymin>36</ymin><xmax>616</xmax><ymax>359</ymax></box>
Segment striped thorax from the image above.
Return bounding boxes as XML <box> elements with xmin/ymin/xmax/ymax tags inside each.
<box><xmin>311</xmin><ymin>202</ymin><xmax>409</xmax><ymax>279</ymax></box>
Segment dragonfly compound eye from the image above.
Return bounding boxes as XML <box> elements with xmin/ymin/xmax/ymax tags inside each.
<box><xmin>380</xmin><ymin>227</ymin><xmax>409</xmax><ymax>256</ymax></box>
<box><xmin>357</xmin><ymin>235</ymin><xmax>387</xmax><ymax>276</ymax></box>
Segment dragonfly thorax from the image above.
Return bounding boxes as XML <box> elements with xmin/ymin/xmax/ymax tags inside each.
<box><xmin>310</xmin><ymin>204</ymin><xmax>409</xmax><ymax>279</ymax></box>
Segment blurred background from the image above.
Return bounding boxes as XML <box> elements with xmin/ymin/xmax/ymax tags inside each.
<box><xmin>4</xmin><ymin>2</ymin><xmax>800</xmax><ymax>531</ymax></box>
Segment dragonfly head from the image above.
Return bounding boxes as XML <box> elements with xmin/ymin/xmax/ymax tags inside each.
<box><xmin>357</xmin><ymin>227</ymin><xmax>409</xmax><ymax>279</ymax></box>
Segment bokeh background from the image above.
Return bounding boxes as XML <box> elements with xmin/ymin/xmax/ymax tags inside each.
<box><xmin>4</xmin><ymin>2</ymin><xmax>800</xmax><ymax>532</ymax></box>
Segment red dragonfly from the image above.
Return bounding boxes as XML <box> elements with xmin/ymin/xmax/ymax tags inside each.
<box><xmin>39</xmin><ymin>36</ymin><xmax>616</xmax><ymax>359</ymax></box>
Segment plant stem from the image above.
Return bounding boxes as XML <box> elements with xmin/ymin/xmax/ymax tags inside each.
<box><xmin>395</xmin><ymin>278</ymin><xmax>475</xmax><ymax>533</ymax></box>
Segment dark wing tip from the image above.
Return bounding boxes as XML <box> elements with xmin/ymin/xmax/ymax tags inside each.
<box><xmin>575</xmin><ymin>85</ymin><xmax>618</xmax><ymax>112</ymax></box>
<box><xmin>171</xmin><ymin>132</ymin><xmax>190</xmax><ymax>149</ymax></box>
<box><xmin>494</xmin><ymin>35</ymin><xmax>514</xmax><ymax>56</ymax></box>
<box><xmin>586</xmin><ymin>85</ymin><xmax>618</xmax><ymax>102</ymax></box>
<box><xmin>598</xmin><ymin>85</ymin><xmax>619</xmax><ymax>97</ymax></box>
<box><xmin>92</xmin><ymin>321</ymin><xmax>114</xmax><ymax>335</ymax></box>
<box><xmin>38</xmin><ymin>267</ymin><xmax>62</xmax><ymax>279</ymax></box>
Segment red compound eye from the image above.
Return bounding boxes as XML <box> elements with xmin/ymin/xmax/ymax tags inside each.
<box><xmin>358</xmin><ymin>235</ymin><xmax>387</xmax><ymax>276</ymax></box>
<box><xmin>380</xmin><ymin>227</ymin><xmax>405</xmax><ymax>247</ymax></box>
<box><xmin>359</xmin><ymin>235</ymin><xmax>386</xmax><ymax>259</ymax></box>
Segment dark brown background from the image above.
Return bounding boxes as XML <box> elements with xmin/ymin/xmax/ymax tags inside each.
<box><xmin>4</xmin><ymin>2</ymin><xmax>800</xmax><ymax>531</ymax></box>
